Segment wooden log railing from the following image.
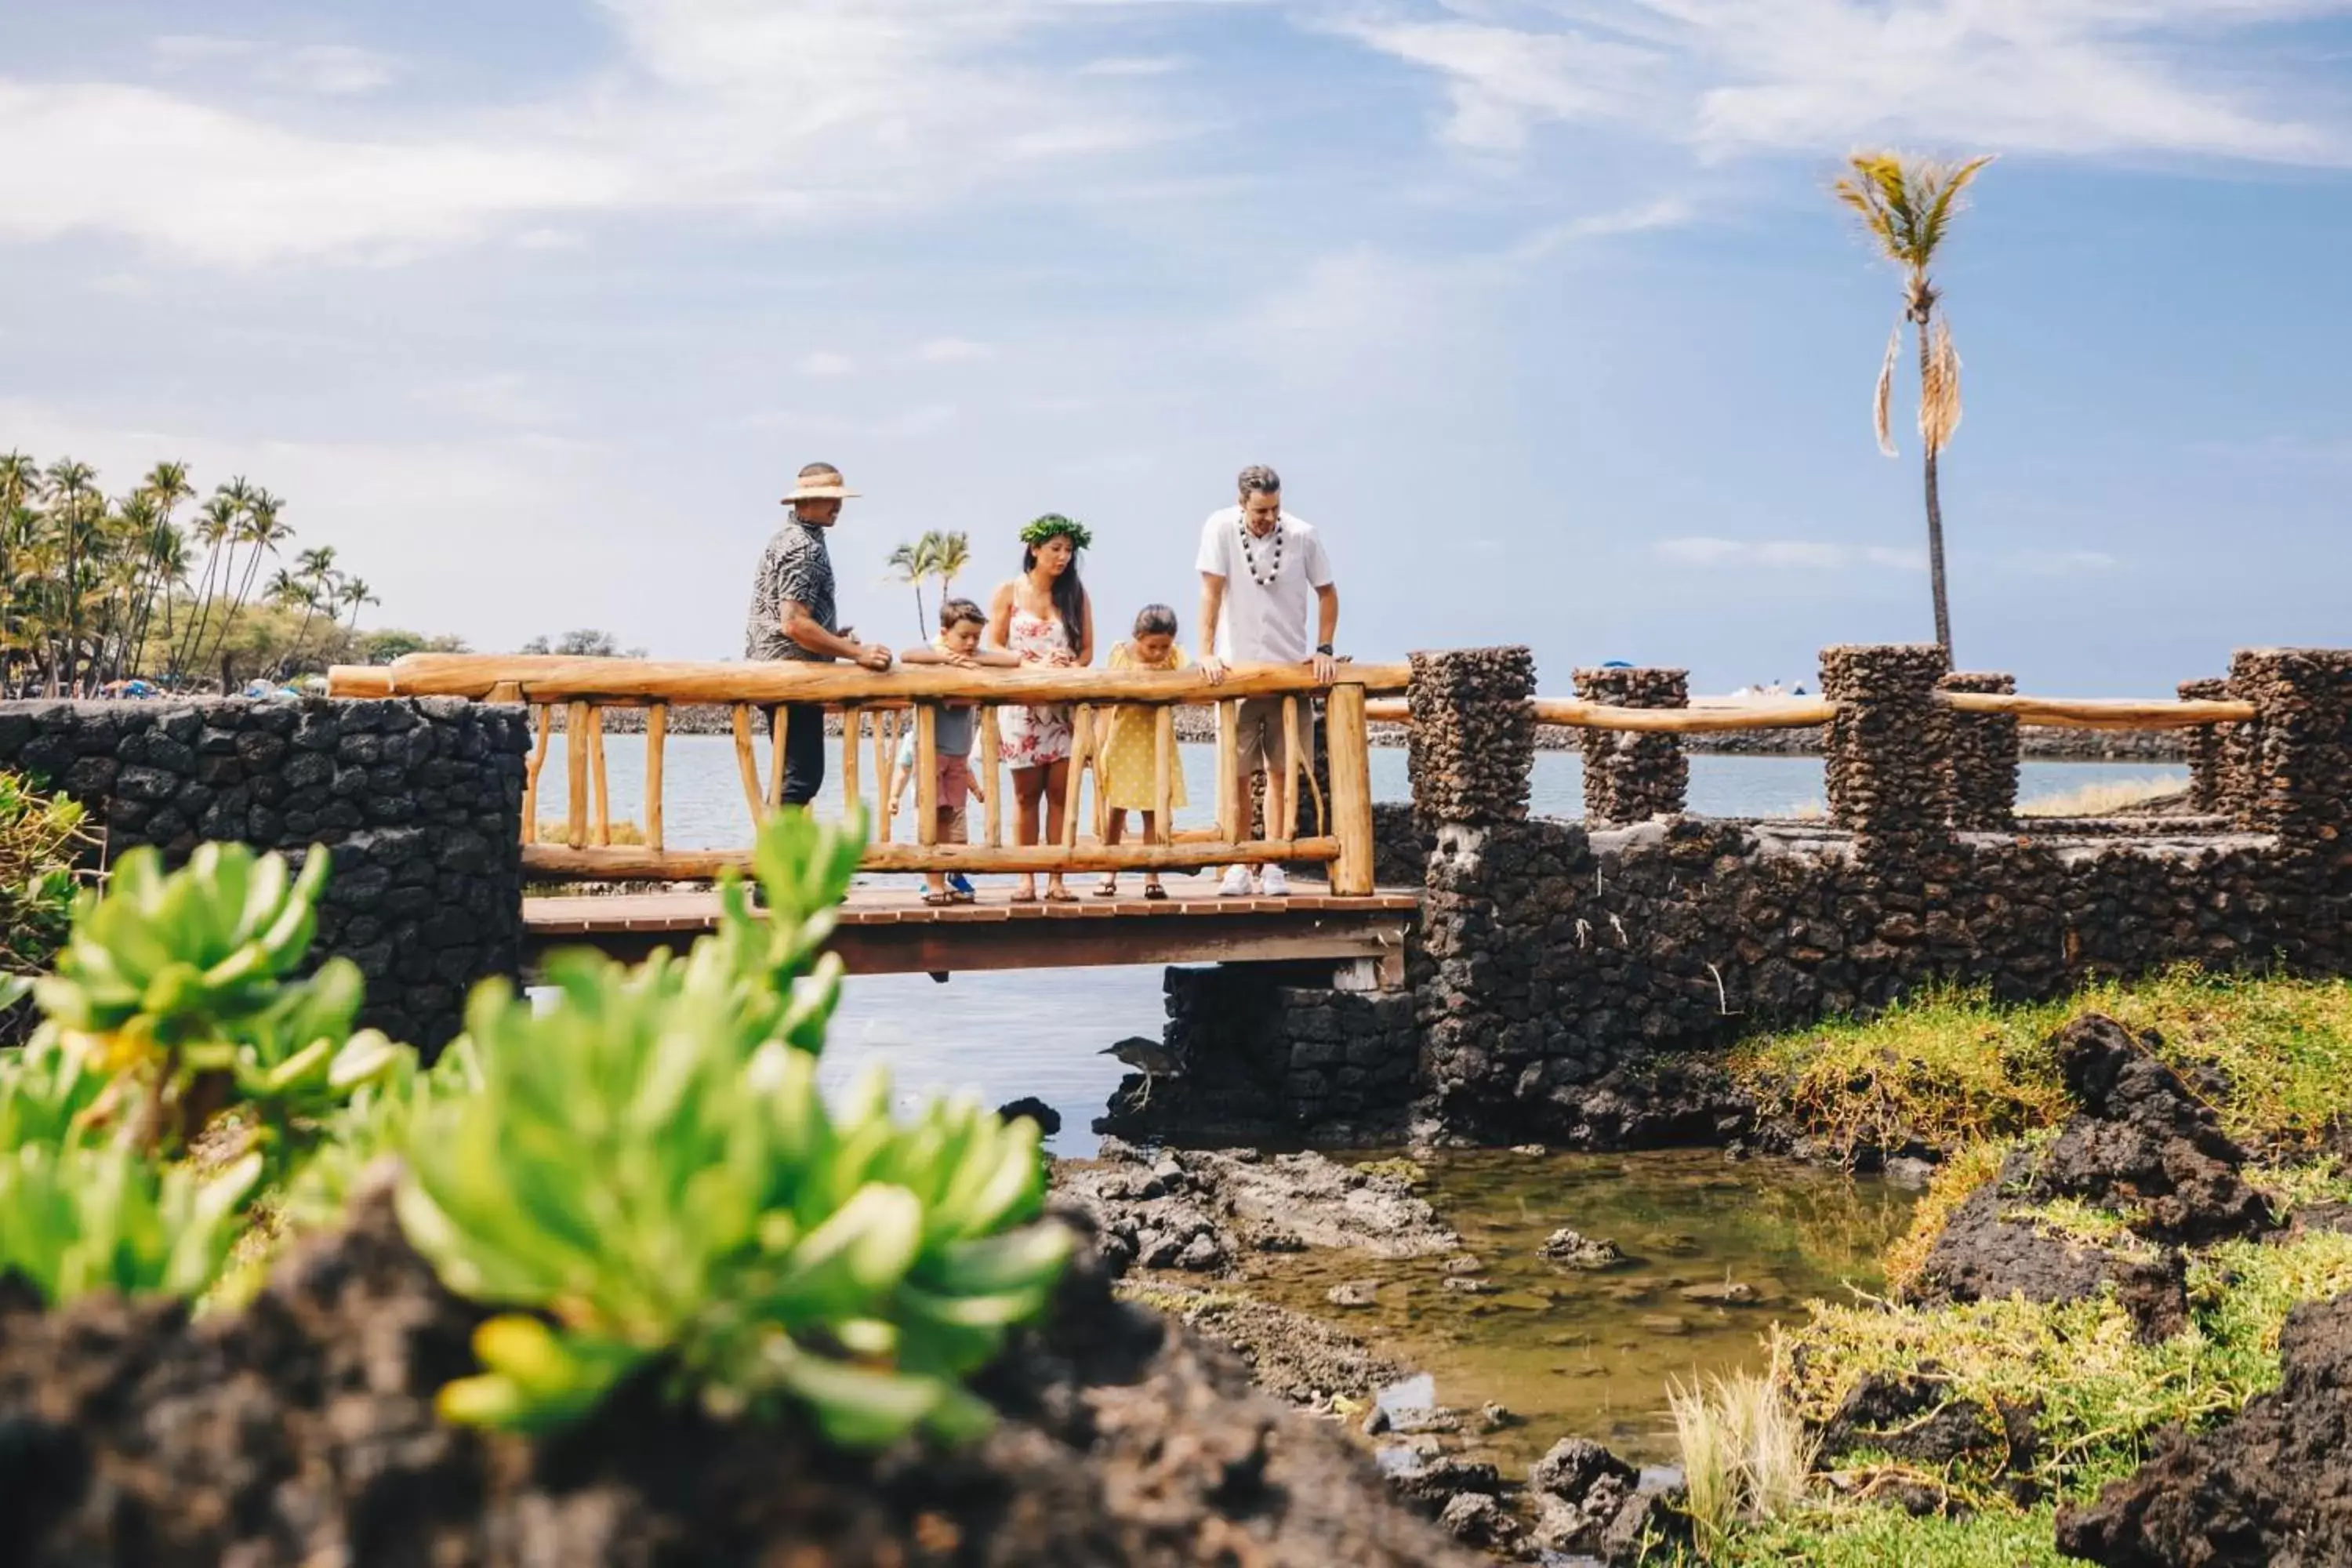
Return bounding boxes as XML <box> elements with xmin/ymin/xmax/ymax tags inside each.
<box><xmin>1366</xmin><ymin>692</ymin><xmax>2256</xmax><ymax>735</ymax></box>
<box><xmin>328</xmin><ymin>655</ymin><xmax>1408</xmax><ymax>895</ymax></box>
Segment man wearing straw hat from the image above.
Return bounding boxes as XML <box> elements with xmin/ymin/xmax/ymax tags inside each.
<box><xmin>745</xmin><ymin>463</ymin><xmax>895</xmax><ymax>808</ymax></box>
<box><xmin>1197</xmin><ymin>463</ymin><xmax>1339</xmax><ymax>898</ymax></box>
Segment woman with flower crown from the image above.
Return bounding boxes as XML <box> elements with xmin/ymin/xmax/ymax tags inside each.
<box><xmin>985</xmin><ymin>514</ymin><xmax>1096</xmax><ymax>902</ymax></box>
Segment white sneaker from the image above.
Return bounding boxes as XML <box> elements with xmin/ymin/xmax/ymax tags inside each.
<box><xmin>1217</xmin><ymin>864</ymin><xmax>1254</xmax><ymax>898</ymax></box>
<box><xmin>1259</xmin><ymin>864</ymin><xmax>1290</xmax><ymax>897</ymax></box>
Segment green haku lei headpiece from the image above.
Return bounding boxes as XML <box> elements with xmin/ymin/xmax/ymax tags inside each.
<box><xmin>1020</xmin><ymin>513</ymin><xmax>1093</xmax><ymax>552</ymax></box>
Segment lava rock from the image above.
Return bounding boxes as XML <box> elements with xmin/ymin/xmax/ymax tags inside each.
<box><xmin>1541</xmin><ymin>1228</ymin><xmax>1628</xmax><ymax>1270</ymax></box>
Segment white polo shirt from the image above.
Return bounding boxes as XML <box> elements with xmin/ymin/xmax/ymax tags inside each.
<box><xmin>1196</xmin><ymin>506</ymin><xmax>1334</xmax><ymax>664</ymax></box>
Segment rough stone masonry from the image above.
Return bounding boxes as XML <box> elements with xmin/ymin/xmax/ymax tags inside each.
<box><xmin>0</xmin><ymin>697</ymin><xmax>528</xmax><ymax>1054</ymax></box>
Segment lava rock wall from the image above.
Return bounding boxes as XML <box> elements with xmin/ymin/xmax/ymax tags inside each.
<box><xmin>0</xmin><ymin>697</ymin><xmax>528</xmax><ymax>1053</ymax></box>
<box><xmin>1403</xmin><ymin>643</ymin><xmax>2352</xmax><ymax>1146</ymax></box>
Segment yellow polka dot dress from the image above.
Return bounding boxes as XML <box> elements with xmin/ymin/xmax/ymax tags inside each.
<box><xmin>1101</xmin><ymin>642</ymin><xmax>1189</xmax><ymax>811</ymax></box>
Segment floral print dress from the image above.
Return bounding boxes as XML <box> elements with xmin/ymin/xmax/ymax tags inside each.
<box><xmin>999</xmin><ymin>607</ymin><xmax>1075</xmax><ymax>770</ymax></box>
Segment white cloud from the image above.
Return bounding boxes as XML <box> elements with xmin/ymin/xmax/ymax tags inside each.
<box><xmin>914</xmin><ymin>336</ymin><xmax>995</xmax><ymax>364</ymax></box>
<box><xmin>1657</xmin><ymin>536</ymin><xmax>1926</xmax><ymax>570</ymax></box>
<box><xmin>1334</xmin><ymin>0</ymin><xmax>2350</xmax><ymax>163</ymax></box>
<box><xmin>0</xmin><ymin>0</ymin><xmax>1181</xmax><ymax>268</ymax></box>
<box><xmin>797</xmin><ymin>350</ymin><xmax>858</xmax><ymax>377</ymax></box>
<box><xmin>151</xmin><ymin>36</ymin><xmax>401</xmax><ymax>96</ymax></box>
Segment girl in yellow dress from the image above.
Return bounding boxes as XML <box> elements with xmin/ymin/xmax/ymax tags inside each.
<box><xmin>1095</xmin><ymin>605</ymin><xmax>1189</xmax><ymax>899</ymax></box>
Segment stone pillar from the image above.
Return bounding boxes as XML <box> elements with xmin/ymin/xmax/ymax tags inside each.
<box><xmin>1937</xmin><ymin>671</ymin><xmax>2019</xmax><ymax>829</ymax></box>
<box><xmin>1820</xmin><ymin>644</ymin><xmax>1954</xmax><ymax>853</ymax></box>
<box><xmin>2227</xmin><ymin>649</ymin><xmax>2352</xmax><ymax>842</ymax></box>
<box><xmin>2179</xmin><ymin>677</ymin><xmax>2248</xmax><ymax>818</ymax></box>
<box><xmin>1406</xmin><ymin>648</ymin><xmax>1536</xmax><ymax>826</ymax></box>
<box><xmin>1572</xmin><ymin>666</ymin><xmax>1690</xmax><ymax>824</ymax></box>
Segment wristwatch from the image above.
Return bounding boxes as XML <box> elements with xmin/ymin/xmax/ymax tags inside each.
<box><xmin>1315</xmin><ymin>643</ymin><xmax>1334</xmax><ymax>656</ymax></box>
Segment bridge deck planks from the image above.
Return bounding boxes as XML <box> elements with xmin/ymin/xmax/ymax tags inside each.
<box><xmin>523</xmin><ymin>885</ymin><xmax>1420</xmax><ymax>978</ymax></box>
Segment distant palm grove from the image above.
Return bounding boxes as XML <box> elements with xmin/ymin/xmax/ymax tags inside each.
<box><xmin>0</xmin><ymin>453</ymin><xmax>463</xmax><ymax>699</ymax></box>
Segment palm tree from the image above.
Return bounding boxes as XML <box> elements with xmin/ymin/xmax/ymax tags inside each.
<box><xmin>928</xmin><ymin>529</ymin><xmax>971</xmax><ymax>607</ymax></box>
<box><xmin>204</xmin><ymin>485</ymin><xmax>291</xmax><ymax>683</ymax></box>
<box><xmin>277</xmin><ymin>545</ymin><xmax>339</xmax><ymax>675</ymax></box>
<box><xmin>122</xmin><ymin>461</ymin><xmax>194</xmax><ymax>680</ymax></box>
<box><xmin>1834</xmin><ymin>151</ymin><xmax>1994</xmax><ymax>659</ymax></box>
<box><xmin>172</xmin><ymin>492</ymin><xmax>242</xmax><ymax>681</ymax></box>
<box><xmin>884</xmin><ymin>538</ymin><xmax>938</xmax><ymax>636</ymax></box>
<box><xmin>42</xmin><ymin>459</ymin><xmax>99</xmax><ymax>694</ymax></box>
<box><xmin>0</xmin><ymin>452</ymin><xmax>41</xmax><ymax>688</ymax></box>
<box><xmin>337</xmin><ymin>576</ymin><xmax>378</xmax><ymax>638</ymax></box>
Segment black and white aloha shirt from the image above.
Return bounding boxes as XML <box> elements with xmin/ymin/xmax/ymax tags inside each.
<box><xmin>744</xmin><ymin>521</ymin><xmax>837</xmax><ymax>662</ymax></box>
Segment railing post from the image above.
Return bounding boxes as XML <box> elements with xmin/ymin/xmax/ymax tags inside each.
<box><xmin>1327</xmin><ymin>684</ymin><xmax>1375</xmax><ymax>895</ymax></box>
<box><xmin>1570</xmin><ymin>666</ymin><xmax>1688</xmax><ymax>824</ymax></box>
<box><xmin>1937</xmin><ymin>671</ymin><xmax>2018</xmax><ymax>829</ymax></box>
<box><xmin>1820</xmin><ymin>644</ymin><xmax>1954</xmax><ymax>855</ymax></box>
<box><xmin>2178</xmin><ymin>677</ymin><xmax>2248</xmax><ymax>817</ymax></box>
<box><xmin>564</xmin><ymin>699</ymin><xmax>591</xmax><ymax>850</ymax></box>
<box><xmin>520</xmin><ymin>704</ymin><xmax>551</xmax><ymax>845</ymax></box>
<box><xmin>1406</xmin><ymin>648</ymin><xmax>1536</xmax><ymax>828</ymax></box>
<box><xmin>644</xmin><ymin>703</ymin><xmax>667</xmax><ymax>852</ymax></box>
<box><xmin>2227</xmin><ymin>648</ymin><xmax>2352</xmax><ymax>843</ymax></box>
<box><xmin>915</xmin><ymin>704</ymin><xmax>939</xmax><ymax>845</ymax></box>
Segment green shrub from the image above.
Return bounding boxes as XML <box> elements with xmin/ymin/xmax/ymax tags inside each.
<box><xmin>0</xmin><ymin>770</ymin><xmax>89</xmax><ymax>1005</ymax></box>
<box><xmin>398</xmin><ymin>808</ymin><xmax>1073</xmax><ymax>1448</ymax></box>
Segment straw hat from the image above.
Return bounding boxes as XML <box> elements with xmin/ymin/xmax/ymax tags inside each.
<box><xmin>782</xmin><ymin>470</ymin><xmax>861</xmax><ymax>503</ymax></box>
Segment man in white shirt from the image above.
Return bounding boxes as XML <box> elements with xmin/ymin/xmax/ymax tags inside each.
<box><xmin>1197</xmin><ymin>463</ymin><xmax>1339</xmax><ymax>897</ymax></box>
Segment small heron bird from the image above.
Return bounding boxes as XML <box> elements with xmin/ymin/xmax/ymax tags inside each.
<box><xmin>1101</xmin><ymin>1036</ymin><xmax>1177</xmax><ymax>1109</ymax></box>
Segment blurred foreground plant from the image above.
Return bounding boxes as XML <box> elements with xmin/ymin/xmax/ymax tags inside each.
<box><xmin>0</xmin><ymin>770</ymin><xmax>90</xmax><ymax>991</ymax></box>
<box><xmin>401</xmin><ymin>808</ymin><xmax>1073</xmax><ymax>1446</ymax></box>
<box><xmin>26</xmin><ymin>842</ymin><xmax>404</xmax><ymax>1176</ymax></box>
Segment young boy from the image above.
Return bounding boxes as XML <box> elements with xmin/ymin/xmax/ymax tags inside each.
<box><xmin>894</xmin><ymin>598</ymin><xmax>1020</xmax><ymax>904</ymax></box>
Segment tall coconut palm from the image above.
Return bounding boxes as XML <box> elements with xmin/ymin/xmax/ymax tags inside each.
<box><xmin>203</xmin><ymin>486</ymin><xmax>291</xmax><ymax>682</ymax></box>
<box><xmin>278</xmin><ymin>545</ymin><xmax>339</xmax><ymax>675</ymax></box>
<box><xmin>123</xmin><ymin>461</ymin><xmax>194</xmax><ymax>678</ymax></box>
<box><xmin>42</xmin><ymin>459</ymin><xmax>99</xmax><ymax>694</ymax></box>
<box><xmin>338</xmin><ymin>576</ymin><xmax>378</xmax><ymax>637</ymax></box>
<box><xmin>1834</xmin><ymin>151</ymin><xmax>1994</xmax><ymax>660</ymax></box>
<box><xmin>928</xmin><ymin>529</ymin><xmax>971</xmax><ymax>606</ymax></box>
<box><xmin>172</xmin><ymin>492</ymin><xmax>243</xmax><ymax>681</ymax></box>
<box><xmin>884</xmin><ymin>537</ymin><xmax>937</xmax><ymax>636</ymax></box>
<box><xmin>0</xmin><ymin>453</ymin><xmax>42</xmax><ymax>686</ymax></box>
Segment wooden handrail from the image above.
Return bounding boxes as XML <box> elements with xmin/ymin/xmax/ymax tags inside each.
<box><xmin>523</xmin><ymin>837</ymin><xmax>1340</xmax><ymax>882</ymax></box>
<box><xmin>1369</xmin><ymin>692</ymin><xmax>2256</xmax><ymax>736</ymax></box>
<box><xmin>327</xmin><ymin>653</ymin><xmax>1408</xmax><ymax>704</ymax></box>
<box><xmin>1933</xmin><ymin>692</ymin><xmax>2257</xmax><ymax>731</ymax></box>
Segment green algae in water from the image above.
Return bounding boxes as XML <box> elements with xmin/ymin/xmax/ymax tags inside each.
<box><xmin>1244</xmin><ymin>1148</ymin><xmax>1917</xmax><ymax>1470</ymax></box>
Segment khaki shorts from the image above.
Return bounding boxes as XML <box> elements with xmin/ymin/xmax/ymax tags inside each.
<box><xmin>1233</xmin><ymin>697</ymin><xmax>1316</xmax><ymax>780</ymax></box>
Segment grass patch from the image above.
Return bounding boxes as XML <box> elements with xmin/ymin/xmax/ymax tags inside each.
<box><xmin>1731</xmin><ymin>970</ymin><xmax>2352</xmax><ymax>1163</ymax></box>
<box><xmin>1777</xmin><ymin>1225</ymin><xmax>2352</xmax><ymax>1507</ymax></box>
<box><xmin>2016</xmin><ymin>777</ymin><xmax>2187</xmax><ymax>818</ymax></box>
<box><xmin>1701</xmin><ymin>1502</ymin><xmax>2071</xmax><ymax>1567</ymax></box>
<box><xmin>1352</xmin><ymin>1156</ymin><xmax>1426</xmax><ymax>1186</ymax></box>
<box><xmin>1113</xmin><ymin>1280</ymin><xmax>1249</xmax><ymax>1316</ymax></box>
<box><xmin>2004</xmin><ymin>1197</ymin><xmax>2163</xmax><ymax>1261</ymax></box>
<box><xmin>1671</xmin><ymin>1363</ymin><xmax>1818</xmax><ymax>1554</ymax></box>
<box><xmin>533</xmin><ymin>818</ymin><xmax>648</xmax><ymax>845</ymax></box>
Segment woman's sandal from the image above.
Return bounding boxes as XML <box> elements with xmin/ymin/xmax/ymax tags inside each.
<box><xmin>1042</xmin><ymin>887</ymin><xmax>1080</xmax><ymax>904</ymax></box>
<box><xmin>949</xmin><ymin>887</ymin><xmax>978</xmax><ymax>905</ymax></box>
<box><xmin>1142</xmin><ymin>884</ymin><xmax>1168</xmax><ymax>902</ymax></box>
<box><xmin>922</xmin><ymin>891</ymin><xmax>957</xmax><ymax>907</ymax></box>
<box><xmin>1094</xmin><ymin>877</ymin><xmax>1120</xmax><ymax>898</ymax></box>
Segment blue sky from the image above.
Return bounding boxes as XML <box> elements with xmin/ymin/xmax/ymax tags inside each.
<box><xmin>5</xmin><ymin>0</ymin><xmax>2350</xmax><ymax>694</ymax></box>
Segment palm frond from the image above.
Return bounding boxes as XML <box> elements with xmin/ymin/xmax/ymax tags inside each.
<box><xmin>1917</xmin><ymin>155</ymin><xmax>1995</xmax><ymax>262</ymax></box>
<box><xmin>1873</xmin><ymin>321</ymin><xmax>1901</xmax><ymax>457</ymax></box>
<box><xmin>1920</xmin><ymin>317</ymin><xmax>1964</xmax><ymax>454</ymax></box>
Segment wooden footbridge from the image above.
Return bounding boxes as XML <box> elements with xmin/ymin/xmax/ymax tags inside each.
<box><xmin>327</xmin><ymin>650</ymin><xmax>2260</xmax><ymax>984</ymax></box>
<box><xmin>330</xmin><ymin>654</ymin><xmax>1420</xmax><ymax>982</ymax></box>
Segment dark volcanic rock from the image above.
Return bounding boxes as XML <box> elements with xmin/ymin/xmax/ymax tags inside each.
<box><xmin>1915</xmin><ymin>1014</ymin><xmax>2270</xmax><ymax>1339</ymax></box>
<box><xmin>0</xmin><ymin>1188</ymin><xmax>1480</xmax><ymax>1568</ymax></box>
<box><xmin>2056</xmin><ymin>1292</ymin><xmax>2352</xmax><ymax>1568</ymax></box>
<box><xmin>2034</xmin><ymin>1016</ymin><xmax>2276</xmax><ymax>1245</ymax></box>
<box><xmin>1818</xmin><ymin>1373</ymin><xmax>2038</xmax><ymax>1488</ymax></box>
<box><xmin>1523</xmin><ymin>1436</ymin><xmax>1686</xmax><ymax>1564</ymax></box>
